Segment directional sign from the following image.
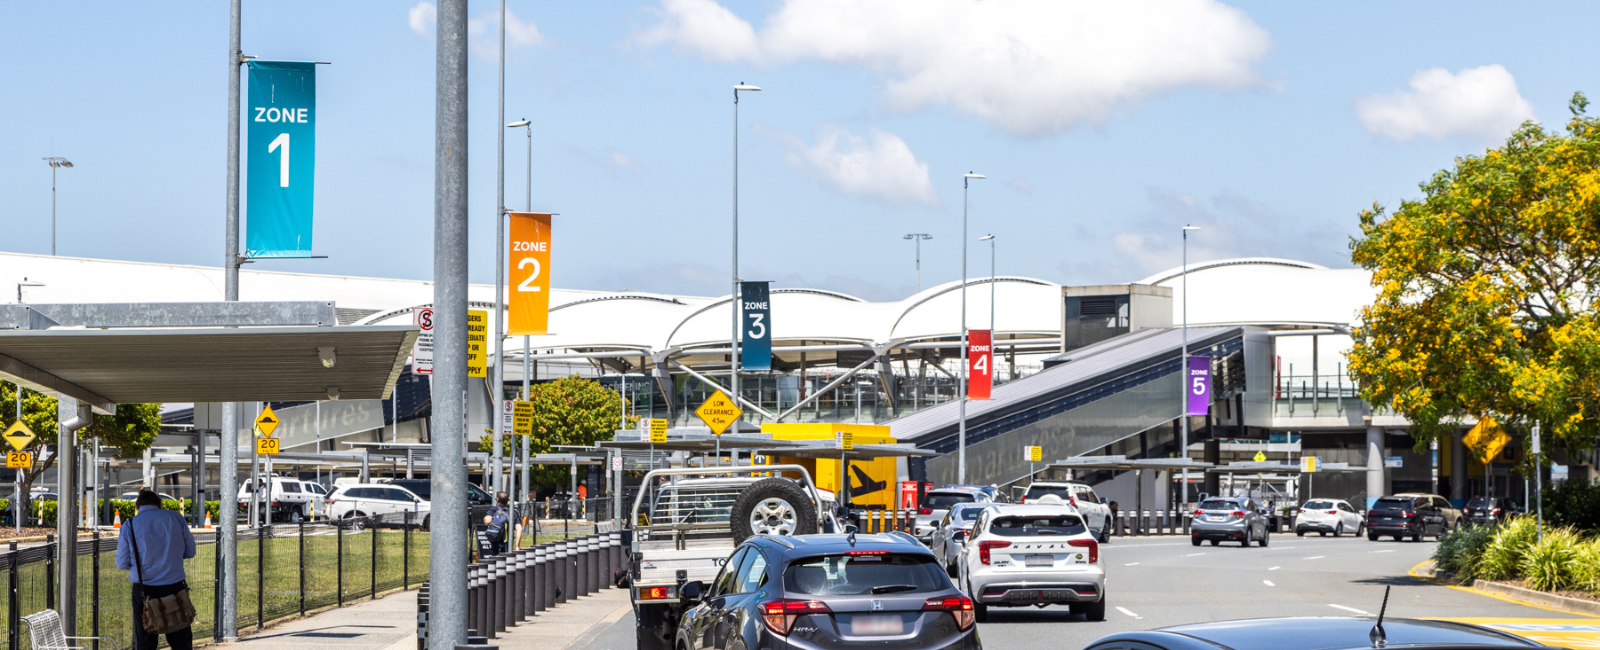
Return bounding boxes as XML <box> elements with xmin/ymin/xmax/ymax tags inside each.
<box><xmin>512</xmin><ymin>400</ymin><xmax>534</xmax><ymax>436</ymax></box>
<box><xmin>467</xmin><ymin>309</ymin><xmax>488</xmax><ymax>378</ymax></box>
<box><xmin>256</xmin><ymin>405</ymin><xmax>280</xmax><ymax>438</ymax></box>
<box><xmin>1465</xmin><ymin>417</ymin><xmax>1510</xmax><ymax>465</ymax></box>
<box><xmin>412</xmin><ymin>307</ymin><xmax>435</xmax><ymax>375</ymax></box>
<box><xmin>837</xmin><ymin>432</ymin><xmax>854</xmax><ymax>450</ymax></box>
<box><xmin>257</xmin><ymin>437</ymin><xmax>281</xmax><ymax>455</ymax></box>
<box><xmin>1253</xmin><ymin>450</ymin><xmax>1267</xmax><ymax>462</ymax></box>
<box><xmin>3</xmin><ymin>421</ymin><xmax>36</xmax><ymax>451</ymax></box>
<box><xmin>1026</xmin><ymin>446</ymin><xmax>1043</xmax><ymax>462</ymax></box>
<box><xmin>695</xmin><ymin>392</ymin><xmax>742</xmax><ymax>435</ymax></box>
<box><xmin>6</xmin><ymin>451</ymin><xmax>30</xmax><ymax>469</ymax></box>
<box><xmin>651</xmin><ymin>418</ymin><xmax>668</xmax><ymax>443</ymax></box>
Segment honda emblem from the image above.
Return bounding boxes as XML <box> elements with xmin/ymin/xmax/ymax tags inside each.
<box><xmin>871</xmin><ymin>599</ymin><xmax>884</xmax><ymax>611</ymax></box>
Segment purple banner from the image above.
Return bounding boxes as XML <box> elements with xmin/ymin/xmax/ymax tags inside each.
<box><xmin>1186</xmin><ymin>355</ymin><xmax>1212</xmax><ymax>416</ymax></box>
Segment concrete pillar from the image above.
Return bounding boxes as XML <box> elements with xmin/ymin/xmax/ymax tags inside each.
<box><xmin>1366</xmin><ymin>426</ymin><xmax>1386</xmax><ymax>509</ymax></box>
<box><xmin>1450</xmin><ymin>430</ymin><xmax>1468</xmax><ymax>504</ymax></box>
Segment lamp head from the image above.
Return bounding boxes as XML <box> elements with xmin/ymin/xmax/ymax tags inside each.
<box><xmin>43</xmin><ymin>157</ymin><xmax>73</xmax><ymax>168</ymax></box>
<box><xmin>979</xmin><ymin>235</ymin><xmax>994</xmax><ymax>241</ymax></box>
<box><xmin>964</xmin><ymin>172</ymin><xmax>985</xmax><ymax>179</ymax></box>
<box><xmin>734</xmin><ymin>83</ymin><xmax>761</xmax><ymax>92</ymax></box>
<box><xmin>1183</xmin><ymin>225</ymin><xmax>1201</xmax><ymax>231</ymax></box>
<box><xmin>507</xmin><ymin>119</ymin><xmax>531</xmax><ymax>128</ymax></box>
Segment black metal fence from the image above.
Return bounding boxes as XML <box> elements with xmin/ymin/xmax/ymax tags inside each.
<box><xmin>0</xmin><ymin>513</ymin><xmax>430</xmax><ymax>650</ymax></box>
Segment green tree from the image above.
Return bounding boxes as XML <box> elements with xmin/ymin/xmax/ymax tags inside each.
<box><xmin>0</xmin><ymin>382</ymin><xmax>163</xmax><ymax>496</ymax></box>
<box><xmin>1349</xmin><ymin>92</ymin><xmax>1600</xmax><ymax>456</ymax></box>
<box><xmin>479</xmin><ymin>376</ymin><xmax>636</xmax><ymax>491</ymax></box>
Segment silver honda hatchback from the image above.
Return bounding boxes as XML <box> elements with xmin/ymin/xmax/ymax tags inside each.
<box><xmin>1189</xmin><ymin>496</ymin><xmax>1270</xmax><ymax>547</ymax></box>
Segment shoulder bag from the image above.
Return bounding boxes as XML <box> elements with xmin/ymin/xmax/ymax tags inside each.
<box><xmin>128</xmin><ymin>516</ymin><xmax>197</xmax><ymax>635</ymax></box>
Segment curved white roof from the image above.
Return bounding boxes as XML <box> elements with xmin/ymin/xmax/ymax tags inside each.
<box><xmin>1144</xmin><ymin>258</ymin><xmax>1373</xmax><ymax>329</ymax></box>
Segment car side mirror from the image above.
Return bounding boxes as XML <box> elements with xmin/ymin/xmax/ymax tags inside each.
<box><xmin>680</xmin><ymin>580</ymin><xmax>705</xmax><ymax>603</ymax></box>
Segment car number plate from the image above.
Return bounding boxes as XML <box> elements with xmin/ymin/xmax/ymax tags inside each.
<box><xmin>851</xmin><ymin>616</ymin><xmax>904</xmax><ymax>636</ymax></box>
<box><xmin>1026</xmin><ymin>554</ymin><xmax>1054</xmax><ymax>567</ymax></box>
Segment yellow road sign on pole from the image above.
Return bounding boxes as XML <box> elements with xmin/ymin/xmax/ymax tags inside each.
<box><xmin>1253</xmin><ymin>450</ymin><xmax>1267</xmax><ymax>462</ymax></box>
<box><xmin>6</xmin><ymin>451</ymin><xmax>30</xmax><ymax>469</ymax></box>
<box><xmin>1026</xmin><ymin>446</ymin><xmax>1043</xmax><ymax>462</ymax></box>
<box><xmin>650</xmin><ymin>418</ymin><xmax>668</xmax><ymax>443</ymax></box>
<box><xmin>3</xmin><ymin>421</ymin><xmax>36</xmax><ymax>451</ymax></box>
<box><xmin>838</xmin><ymin>432</ymin><xmax>854</xmax><ymax>450</ymax></box>
<box><xmin>256</xmin><ymin>405</ymin><xmax>280</xmax><ymax>438</ymax></box>
<box><xmin>512</xmin><ymin>400</ymin><xmax>534</xmax><ymax>436</ymax></box>
<box><xmin>1301</xmin><ymin>455</ymin><xmax>1320</xmax><ymax>473</ymax></box>
<box><xmin>694</xmin><ymin>391</ymin><xmax>742</xmax><ymax>435</ymax></box>
<box><xmin>1464</xmin><ymin>417</ymin><xmax>1511</xmax><ymax>464</ymax></box>
<box><xmin>257</xmin><ymin>438</ymin><xmax>281</xmax><ymax>455</ymax></box>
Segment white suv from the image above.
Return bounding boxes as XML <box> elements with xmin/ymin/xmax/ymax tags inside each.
<box><xmin>236</xmin><ymin>477</ymin><xmax>318</xmax><ymax>522</ymax></box>
<box><xmin>325</xmin><ymin>483</ymin><xmax>430</xmax><ymax>528</ymax></box>
<box><xmin>1020</xmin><ymin>481</ymin><xmax>1112</xmax><ymax>542</ymax></box>
<box><xmin>958</xmin><ymin>504</ymin><xmax>1106</xmax><ymax>622</ymax></box>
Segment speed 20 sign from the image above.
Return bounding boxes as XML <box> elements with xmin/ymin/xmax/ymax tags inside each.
<box><xmin>246</xmin><ymin>61</ymin><xmax>317</xmax><ymax>259</ymax></box>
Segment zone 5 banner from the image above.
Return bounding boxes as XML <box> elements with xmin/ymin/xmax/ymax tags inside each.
<box><xmin>508</xmin><ymin>212</ymin><xmax>552</xmax><ymax>335</ymax></box>
<box><xmin>968</xmin><ymin>329</ymin><xmax>992</xmax><ymax>400</ymax></box>
<box><xmin>246</xmin><ymin>61</ymin><xmax>317</xmax><ymax>258</ymax></box>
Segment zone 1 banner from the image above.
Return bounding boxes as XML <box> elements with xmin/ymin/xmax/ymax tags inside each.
<box><xmin>508</xmin><ymin>212</ymin><xmax>552</xmax><ymax>336</ymax></box>
<box><xmin>245</xmin><ymin>61</ymin><xmax>317</xmax><ymax>258</ymax></box>
<box><xmin>740</xmin><ymin>281</ymin><xmax>771</xmax><ymax>371</ymax></box>
<box><xmin>968</xmin><ymin>329</ymin><xmax>992</xmax><ymax>400</ymax></box>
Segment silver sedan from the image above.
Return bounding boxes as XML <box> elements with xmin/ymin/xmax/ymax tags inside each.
<box><xmin>930</xmin><ymin>502</ymin><xmax>990</xmax><ymax>575</ymax></box>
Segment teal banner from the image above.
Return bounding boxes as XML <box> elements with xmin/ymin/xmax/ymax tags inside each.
<box><xmin>741</xmin><ymin>281</ymin><xmax>771</xmax><ymax>371</ymax></box>
<box><xmin>246</xmin><ymin>61</ymin><xmax>316</xmax><ymax>258</ymax></box>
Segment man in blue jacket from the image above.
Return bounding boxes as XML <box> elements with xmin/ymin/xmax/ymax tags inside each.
<box><xmin>116</xmin><ymin>489</ymin><xmax>197</xmax><ymax>650</ymax></box>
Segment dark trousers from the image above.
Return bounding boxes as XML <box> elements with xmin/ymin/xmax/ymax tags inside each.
<box><xmin>132</xmin><ymin>581</ymin><xmax>192</xmax><ymax>650</ymax></box>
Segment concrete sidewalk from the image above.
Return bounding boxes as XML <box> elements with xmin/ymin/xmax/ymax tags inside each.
<box><xmin>489</xmin><ymin>588</ymin><xmax>632</xmax><ymax>650</ymax></box>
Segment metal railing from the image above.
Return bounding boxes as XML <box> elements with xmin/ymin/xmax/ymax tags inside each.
<box><xmin>0</xmin><ymin>512</ymin><xmax>431</xmax><ymax>649</ymax></box>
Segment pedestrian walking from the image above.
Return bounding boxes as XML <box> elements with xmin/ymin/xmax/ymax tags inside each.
<box><xmin>116</xmin><ymin>489</ymin><xmax>197</xmax><ymax>650</ymax></box>
<box><xmin>483</xmin><ymin>492</ymin><xmax>511</xmax><ymax>555</ymax></box>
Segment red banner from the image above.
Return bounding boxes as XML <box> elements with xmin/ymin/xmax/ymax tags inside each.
<box><xmin>968</xmin><ymin>329</ymin><xmax>992</xmax><ymax>400</ymax></box>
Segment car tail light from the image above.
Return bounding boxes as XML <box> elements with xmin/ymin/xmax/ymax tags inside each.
<box><xmin>1402</xmin><ymin>511</ymin><xmax>1415</xmax><ymax>518</ymax></box>
<box><xmin>923</xmin><ymin>596</ymin><xmax>976</xmax><ymax>630</ymax></box>
<box><xmin>1492</xmin><ymin>508</ymin><xmax>1502</xmax><ymax>515</ymax></box>
<box><xmin>1193</xmin><ymin>509</ymin><xmax>1204</xmax><ymax>516</ymax></box>
<box><xmin>1068</xmin><ymin>538</ymin><xmax>1099</xmax><ymax>564</ymax></box>
<box><xmin>846</xmin><ymin>550</ymin><xmax>888</xmax><ymax>555</ymax></box>
<box><xmin>1230</xmin><ymin>511</ymin><xmax>1247</xmax><ymax>516</ymax></box>
<box><xmin>1019</xmin><ymin>497</ymin><xmax>1027</xmax><ymax>504</ymax></box>
<box><xmin>1326</xmin><ymin>510</ymin><xmax>1337</xmax><ymax>515</ymax></box>
<box><xmin>761</xmin><ymin>599</ymin><xmax>830</xmax><ymax>635</ymax></box>
<box><xmin>1297</xmin><ymin>509</ymin><xmax>1305</xmax><ymax>514</ymax></box>
<box><xmin>918</xmin><ymin>507</ymin><xmax>932</xmax><ymax>515</ymax></box>
<box><xmin>1069</xmin><ymin>496</ymin><xmax>1079</xmax><ymax>508</ymax></box>
<box><xmin>978</xmin><ymin>540</ymin><xmax>1011</xmax><ymax>565</ymax></box>
<box><xmin>638</xmin><ymin>586</ymin><xmax>673</xmax><ymax>600</ymax></box>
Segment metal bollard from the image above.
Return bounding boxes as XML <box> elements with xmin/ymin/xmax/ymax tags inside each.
<box><xmin>546</xmin><ymin>543</ymin><xmax>560</xmax><ymax>608</ymax></box>
<box><xmin>417</xmin><ymin>584</ymin><xmax>430</xmax><ymax>650</ymax></box>
<box><xmin>566</xmin><ymin>539</ymin><xmax>580</xmax><ymax>600</ymax></box>
<box><xmin>581</xmin><ymin>536</ymin><xmax>594</xmax><ymax>596</ymax></box>
<box><xmin>605</xmin><ymin>533</ymin><xmax>619</xmax><ymax>588</ymax></box>
<box><xmin>524</xmin><ymin>548</ymin><xmax>537</xmax><ymax>617</ymax></box>
<box><xmin>576</xmin><ymin>537</ymin><xmax>590</xmax><ymax>597</ymax></box>
<box><xmin>509</xmin><ymin>551</ymin><xmax>523</xmax><ymax>624</ymax></box>
<box><xmin>467</xmin><ymin>564</ymin><xmax>481</xmax><ymax>639</ymax></box>
<box><xmin>456</xmin><ymin>644</ymin><xmax>498</xmax><ymax>650</ymax></box>
<box><xmin>533</xmin><ymin>545</ymin><xmax>548</xmax><ymax>612</ymax></box>
<box><xmin>515</xmin><ymin>549</ymin><xmax>530</xmax><ymax>622</ymax></box>
<box><xmin>494</xmin><ymin>555</ymin><xmax>509</xmax><ymax>635</ymax></box>
<box><xmin>556</xmin><ymin>541</ymin><xmax>571</xmax><ymax>605</ymax></box>
<box><xmin>588</xmin><ymin>535</ymin><xmax>600</xmax><ymax>595</ymax></box>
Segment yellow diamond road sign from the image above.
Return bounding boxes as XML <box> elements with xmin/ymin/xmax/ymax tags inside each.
<box><xmin>695</xmin><ymin>391</ymin><xmax>742</xmax><ymax>435</ymax></box>
<box><xmin>1253</xmin><ymin>450</ymin><xmax>1267</xmax><ymax>462</ymax></box>
<box><xmin>3</xmin><ymin>421</ymin><xmax>36</xmax><ymax>451</ymax></box>
<box><xmin>256</xmin><ymin>405</ymin><xmax>280</xmax><ymax>438</ymax></box>
<box><xmin>1465</xmin><ymin>417</ymin><xmax>1511</xmax><ymax>465</ymax></box>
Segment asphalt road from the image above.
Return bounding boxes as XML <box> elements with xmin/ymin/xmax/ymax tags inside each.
<box><xmin>576</xmin><ymin>532</ymin><xmax>1590</xmax><ymax>650</ymax></box>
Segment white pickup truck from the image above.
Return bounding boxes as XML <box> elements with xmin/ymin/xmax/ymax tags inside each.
<box><xmin>1021</xmin><ymin>480</ymin><xmax>1113</xmax><ymax>542</ymax></box>
<box><xmin>627</xmin><ymin>466</ymin><xmax>836</xmax><ymax>650</ymax></box>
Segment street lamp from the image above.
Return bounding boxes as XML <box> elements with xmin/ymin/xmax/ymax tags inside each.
<box><xmin>43</xmin><ymin>157</ymin><xmax>73</xmax><ymax>256</ymax></box>
<box><xmin>979</xmin><ymin>235</ymin><xmax>996</xmax><ymax>330</ymax></box>
<box><xmin>732</xmin><ymin>82</ymin><xmax>760</xmax><ymax>424</ymax></box>
<box><xmin>1180</xmin><ymin>224</ymin><xmax>1201</xmax><ymax>506</ymax></box>
<box><xmin>507</xmin><ymin>116</ymin><xmax>532</xmax><ymax>532</ymax></box>
<box><xmin>904</xmin><ymin>233</ymin><xmax>932</xmax><ymax>292</ymax></box>
<box><xmin>958</xmin><ymin>172</ymin><xmax>984</xmax><ymax>484</ymax></box>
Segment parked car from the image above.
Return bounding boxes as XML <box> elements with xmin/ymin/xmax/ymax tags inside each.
<box><xmin>1395</xmin><ymin>492</ymin><xmax>1463</xmax><ymax>529</ymax></box>
<box><xmin>1462</xmin><ymin>497</ymin><xmax>1511</xmax><ymax>525</ymax></box>
<box><xmin>931</xmin><ymin>502</ymin><xmax>991</xmax><ymax>575</ymax></box>
<box><xmin>1081</xmin><ymin>616</ymin><xmax>1542</xmax><ymax>650</ymax></box>
<box><xmin>1189</xmin><ymin>496</ymin><xmax>1270</xmax><ymax>547</ymax></box>
<box><xmin>380</xmin><ymin>478</ymin><xmax>494</xmax><ymax>507</ymax></box>
<box><xmin>942</xmin><ymin>484</ymin><xmax>1009</xmax><ymax>503</ymax></box>
<box><xmin>236</xmin><ymin>477</ymin><xmax>317</xmax><ymax>522</ymax></box>
<box><xmin>1366</xmin><ymin>495</ymin><xmax>1447</xmax><ymax>542</ymax></box>
<box><xmin>1019</xmin><ymin>481</ymin><xmax>1113</xmax><ymax>542</ymax></box>
<box><xmin>1294</xmin><ymin>498</ymin><xmax>1363</xmax><ymax>537</ymax></box>
<box><xmin>301</xmin><ymin>482</ymin><xmax>329</xmax><ymax>519</ymax></box>
<box><xmin>675</xmin><ymin>531</ymin><xmax>980</xmax><ymax>650</ymax></box>
<box><xmin>324</xmin><ymin>483</ymin><xmax>430</xmax><ymax>528</ymax></box>
<box><xmin>957</xmin><ymin>504</ymin><xmax>1105</xmax><ymax>622</ymax></box>
<box><xmin>915</xmin><ymin>488</ymin><xmax>994</xmax><ymax>542</ymax></box>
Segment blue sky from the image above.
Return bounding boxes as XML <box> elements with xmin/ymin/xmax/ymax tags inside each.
<box><xmin>2</xmin><ymin>1</ymin><xmax>1593</xmax><ymax>301</ymax></box>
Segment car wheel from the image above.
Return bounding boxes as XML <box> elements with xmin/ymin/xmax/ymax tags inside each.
<box><xmin>1319</xmin><ymin>530</ymin><xmax>1327</xmax><ymax>537</ymax></box>
<box><xmin>1242</xmin><ymin>528</ymin><xmax>1253</xmax><ymax>547</ymax></box>
<box><xmin>1098</xmin><ymin>520</ymin><xmax>1110</xmax><ymax>544</ymax></box>
<box><xmin>1411</xmin><ymin>528</ymin><xmax>1422</xmax><ymax>543</ymax></box>
<box><xmin>344</xmin><ymin>511</ymin><xmax>367</xmax><ymax>530</ymax></box>
<box><xmin>1209</xmin><ymin>539</ymin><xmax>1219</xmax><ymax>546</ymax></box>
<box><xmin>1335</xmin><ymin>524</ymin><xmax>1344</xmax><ymax>537</ymax></box>
<box><xmin>1083</xmin><ymin>597</ymin><xmax>1106</xmax><ymax>622</ymax></box>
<box><xmin>1296</xmin><ymin>529</ymin><xmax>1305</xmax><ymax>537</ymax></box>
<box><xmin>422</xmin><ymin>514</ymin><xmax>431</xmax><ymax>531</ymax></box>
<box><xmin>1356</xmin><ymin>523</ymin><xmax>1364</xmax><ymax>536</ymax></box>
<box><xmin>974</xmin><ymin>602</ymin><xmax>989</xmax><ymax>623</ymax></box>
<box><xmin>1259</xmin><ymin>530</ymin><xmax>1270</xmax><ymax>547</ymax></box>
<box><xmin>1367</xmin><ymin>530</ymin><xmax>1378</xmax><ymax>541</ymax></box>
<box><xmin>1393</xmin><ymin>535</ymin><xmax>1404</xmax><ymax>542</ymax></box>
<box><xmin>729</xmin><ymin>478</ymin><xmax>818</xmax><ymax>543</ymax></box>
<box><xmin>1191</xmin><ymin>536</ymin><xmax>1201</xmax><ymax>546</ymax></box>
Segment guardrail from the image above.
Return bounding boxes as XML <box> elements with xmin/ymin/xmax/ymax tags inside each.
<box><xmin>418</xmin><ymin>531</ymin><xmax>623</xmax><ymax>647</ymax></box>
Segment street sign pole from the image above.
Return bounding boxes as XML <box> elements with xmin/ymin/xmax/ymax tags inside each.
<box><xmin>1533</xmin><ymin>421</ymin><xmax>1542</xmax><ymax>542</ymax></box>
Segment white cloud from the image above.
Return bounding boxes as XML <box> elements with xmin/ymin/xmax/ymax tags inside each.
<box><xmin>408</xmin><ymin>2</ymin><xmax>544</xmax><ymax>59</ymax></box>
<box><xmin>1355</xmin><ymin>65</ymin><xmax>1535</xmax><ymax>141</ymax></box>
<box><xmin>635</xmin><ymin>0</ymin><xmax>759</xmax><ymax>63</ymax></box>
<box><xmin>1005</xmin><ymin>178</ymin><xmax>1034</xmax><ymax>195</ymax></box>
<box><xmin>780</xmin><ymin>125</ymin><xmax>939</xmax><ymax>207</ymax></box>
<box><xmin>608</xmin><ymin>150</ymin><xmax>639</xmax><ymax>172</ymax></box>
<box><xmin>635</xmin><ymin>0</ymin><xmax>1272</xmax><ymax>137</ymax></box>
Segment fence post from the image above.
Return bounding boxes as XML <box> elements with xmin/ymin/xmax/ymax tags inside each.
<box><xmin>213</xmin><ymin>529</ymin><xmax>222</xmax><ymax>643</ymax></box>
<box><xmin>299</xmin><ymin>521</ymin><xmax>307</xmax><ymax>617</ymax></box>
<box><xmin>45</xmin><ymin>534</ymin><xmax>54</xmax><ymax>610</ymax></box>
<box><xmin>9</xmin><ymin>541</ymin><xmax>19</xmax><ymax>650</ymax></box>
<box><xmin>337</xmin><ymin>521</ymin><xmax>345</xmax><ymax>606</ymax></box>
<box><xmin>258</xmin><ymin>526</ymin><xmax>265</xmax><ymax>630</ymax></box>
<box><xmin>371</xmin><ymin>515</ymin><xmax>379</xmax><ymax>599</ymax></box>
<box><xmin>92</xmin><ymin>532</ymin><xmax>101</xmax><ymax>650</ymax></box>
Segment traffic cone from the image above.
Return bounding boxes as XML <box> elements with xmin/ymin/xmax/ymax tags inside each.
<box><xmin>113</xmin><ymin>511</ymin><xmax>122</xmax><ymax>528</ymax></box>
<box><xmin>204</xmin><ymin>513</ymin><xmax>213</xmax><ymax>529</ymax></box>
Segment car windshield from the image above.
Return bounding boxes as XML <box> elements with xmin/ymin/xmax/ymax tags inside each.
<box><xmin>923</xmin><ymin>493</ymin><xmax>975</xmax><ymax>510</ymax></box>
<box><xmin>1303</xmin><ymin>500</ymin><xmax>1335</xmax><ymax>509</ymax></box>
<box><xmin>988</xmin><ymin>514</ymin><xmax>1087</xmax><ymax>536</ymax></box>
<box><xmin>783</xmin><ymin>553</ymin><xmax>946</xmax><ymax>596</ymax></box>
<box><xmin>1373</xmin><ymin>497</ymin><xmax>1415</xmax><ymax>511</ymax></box>
<box><xmin>1199</xmin><ymin>499</ymin><xmax>1242</xmax><ymax>511</ymax></box>
<box><xmin>1026</xmin><ymin>485</ymin><xmax>1072</xmax><ymax>500</ymax></box>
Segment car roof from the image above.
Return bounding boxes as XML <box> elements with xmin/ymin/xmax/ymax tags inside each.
<box><xmin>1027</xmin><ymin>481</ymin><xmax>1089</xmax><ymax>487</ymax></box>
<box><xmin>1093</xmin><ymin>617</ymin><xmax>1538</xmax><ymax>650</ymax></box>
<box><xmin>753</xmin><ymin>533</ymin><xmax>932</xmax><ymax>560</ymax></box>
<box><xmin>986</xmin><ymin>504</ymin><xmax>1082</xmax><ymax>517</ymax></box>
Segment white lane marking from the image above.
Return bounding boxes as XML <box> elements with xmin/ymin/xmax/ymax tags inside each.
<box><xmin>1304</xmin><ymin>555</ymin><xmax>1325</xmax><ymax>560</ymax></box>
<box><xmin>1185</xmin><ymin>552</ymin><xmax>1206</xmax><ymax>557</ymax></box>
<box><xmin>1263</xmin><ymin>580</ymin><xmax>1275</xmax><ymax>586</ymax></box>
<box><xmin>1372</xmin><ymin>550</ymin><xmax>1395</xmax><ymax>553</ymax></box>
<box><xmin>1268</xmin><ymin>566</ymin><xmax>1281</xmax><ymax>571</ymax></box>
<box><xmin>1124</xmin><ymin>562</ymin><xmax>1140</xmax><ymax>566</ymax></box>
<box><xmin>1329</xmin><ymin>604</ymin><xmax>1373</xmax><ymax>615</ymax></box>
<box><xmin>1116</xmin><ymin>606</ymin><xmax>1143</xmax><ymax>619</ymax></box>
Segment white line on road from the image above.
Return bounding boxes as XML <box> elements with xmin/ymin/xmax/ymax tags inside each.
<box><xmin>1268</xmin><ymin>566</ymin><xmax>1281</xmax><ymax>571</ymax></box>
<box><xmin>1304</xmin><ymin>556</ymin><xmax>1325</xmax><ymax>560</ymax></box>
<box><xmin>1124</xmin><ymin>562</ymin><xmax>1140</xmax><ymax>566</ymax></box>
<box><xmin>1329</xmin><ymin>604</ymin><xmax>1373</xmax><ymax>615</ymax></box>
<box><xmin>1263</xmin><ymin>580</ymin><xmax>1275</xmax><ymax>586</ymax></box>
<box><xmin>1372</xmin><ymin>550</ymin><xmax>1395</xmax><ymax>553</ymax></box>
<box><xmin>1117</xmin><ymin>606</ymin><xmax>1143</xmax><ymax>619</ymax></box>
<box><xmin>1185</xmin><ymin>552</ymin><xmax>1206</xmax><ymax>557</ymax></box>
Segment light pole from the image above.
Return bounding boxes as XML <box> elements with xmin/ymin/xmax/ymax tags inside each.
<box><xmin>980</xmin><ymin>235</ymin><xmax>996</xmax><ymax>383</ymax></box>
<box><xmin>491</xmin><ymin>0</ymin><xmax>509</xmax><ymax>498</ymax></box>
<box><xmin>509</xmin><ymin>117</ymin><xmax>531</xmax><ymax>516</ymax></box>
<box><xmin>904</xmin><ymin>233</ymin><xmax>932</xmax><ymax>292</ymax></box>
<box><xmin>732</xmin><ymin>83</ymin><xmax>760</xmax><ymax>420</ymax></box>
<box><xmin>958</xmin><ymin>172</ymin><xmax>984</xmax><ymax>484</ymax></box>
<box><xmin>1180</xmin><ymin>224</ymin><xmax>1201</xmax><ymax>506</ymax></box>
<box><xmin>43</xmin><ymin>157</ymin><xmax>73</xmax><ymax>255</ymax></box>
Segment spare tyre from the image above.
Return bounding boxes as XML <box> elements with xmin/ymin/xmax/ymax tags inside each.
<box><xmin>730</xmin><ymin>478</ymin><xmax>818</xmax><ymax>542</ymax></box>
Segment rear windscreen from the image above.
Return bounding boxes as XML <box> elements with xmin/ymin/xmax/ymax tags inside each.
<box><xmin>1026</xmin><ymin>486</ymin><xmax>1072</xmax><ymax>500</ymax></box>
<box><xmin>1467</xmin><ymin>498</ymin><xmax>1489</xmax><ymax>508</ymax></box>
<box><xmin>1302</xmin><ymin>500</ymin><xmax>1333</xmax><ymax>509</ymax></box>
<box><xmin>923</xmin><ymin>493</ymin><xmax>975</xmax><ymax>510</ymax></box>
<box><xmin>1199</xmin><ymin>499</ymin><xmax>1240</xmax><ymax>511</ymax></box>
<box><xmin>988</xmin><ymin>515</ymin><xmax>1086</xmax><ymax>537</ymax></box>
<box><xmin>784</xmin><ymin>554</ymin><xmax>947</xmax><ymax>596</ymax></box>
<box><xmin>1373</xmin><ymin>498</ymin><xmax>1415</xmax><ymax>511</ymax></box>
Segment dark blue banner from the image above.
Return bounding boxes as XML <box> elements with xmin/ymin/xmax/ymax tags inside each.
<box><xmin>246</xmin><ymin>61</ymin><xmax>317</xmax><ymax>258</ymax></box>
<box><xmin>740</xmin><ymin>281</ymin><xmax>771</xmax><ymax>371</ymax></box>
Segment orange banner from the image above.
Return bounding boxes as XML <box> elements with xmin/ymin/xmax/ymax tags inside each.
<box><xmin>508</xmin><ymin>212</ymin><xmax>551</xmax><ymax>336</ymax></box>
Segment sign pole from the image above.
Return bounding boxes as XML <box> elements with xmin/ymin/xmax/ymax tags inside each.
<box><xmin>1533</xmin><ymin>421</ymin><xmax>1542</xmax><ymax>542</ymax></box>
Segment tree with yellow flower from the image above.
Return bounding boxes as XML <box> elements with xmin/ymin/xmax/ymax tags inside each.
<box><xmin>1349</xmin><ymin>93</ymin><xmax>1600</xmax><ymax>457</ymax></box>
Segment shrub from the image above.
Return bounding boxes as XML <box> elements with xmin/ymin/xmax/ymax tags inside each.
<box><xmin>1480</xmin><ymin>516</ymin><xmax>1540</xmax><ymax>581</ymax></box>
<box><xmin>1543</xmin><ymin>479</ymin><xmax>1600</xmax><ymax>531</ymax></box>
<box><xmin>1434</xmin><ymin>523</ymin><xmax>1496</xmax><ymax>580</ymax></box>
<box><xmin>1570</xmin><ymin>537</ymin><xmax>1600</xmax><ymax>594</ymax></box>
<box><xmin>1521</xmin><ymin>527</ymin><xmax>1584</xmax><ymax>591</ymax></box>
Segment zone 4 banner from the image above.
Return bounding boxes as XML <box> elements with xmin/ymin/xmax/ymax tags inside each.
<box><xmin>968</xmin><ymin>329</ymin><xmax>992</xmax><ymax>400</ymax></box>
